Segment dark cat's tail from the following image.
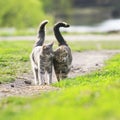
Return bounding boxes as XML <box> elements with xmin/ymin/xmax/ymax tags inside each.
<box><xmin>54</xmin><ymin>22</ymin><xmax>70</xmax><ymax>46</ymax></box>
<box><xmin>34</xmin><ymin>20</ymin><xmax>49</xmax><ymax>47</ymax></box>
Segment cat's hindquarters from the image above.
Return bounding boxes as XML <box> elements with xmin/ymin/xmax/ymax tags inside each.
<box><xmin>53</xmin><ymin>45</ymin><xmax>72</xmax><ymax>82</ymax></box>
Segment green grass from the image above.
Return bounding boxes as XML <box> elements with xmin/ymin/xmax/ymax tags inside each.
<box><xmin>70</xmin><ymin>40</ymin><xmax>120</xmax><ymax>51</ymax></box>
<box><xmin>0</xmin><ymin>40</ymin><xmax>120</xmax><ymax>120</ymax></box>
<box><xmin>0</xmin><ymin>41</ymin><xmax>33</xmax><ymax>83</ymax></box>
<box><xmin>0</xmin><ymin>41</ymin><xmax>120</xmax><ymax>120</ymax></box>
<box><xmin>1</xmin><ymin>40</ymin><xmax>120</xmax><ymax>83</ymax></box>
<box><xmin>0</xmin><ymin>54</ymin><xmax>120</xmax><ymax>120</ymax></box>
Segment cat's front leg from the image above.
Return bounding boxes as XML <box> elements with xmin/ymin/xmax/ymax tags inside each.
<box><xmin>38</xmin><ymin>69</ymin><xmax>45</xmax><ymax>85</ymax></box>
<box><xmin>40</xmin><ymin>73</ymin><xmax>45</xmax><ymax>85</ymax></box>
<box><xmin>47</xmin><ymin>66</ymin><xmax>53</xmax><ymax>85</ymax></box>
<box><xmin>47</xmin><ymin>72</ymin><xmax>52</xmax><ymax>85</ymax></box>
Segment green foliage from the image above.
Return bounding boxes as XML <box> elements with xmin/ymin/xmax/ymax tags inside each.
<box><xmin>42</xmin><ymin>0</ymin><xmax>72</xmax><ymax>21</ymax></box>
<box><xmin>0</xmin><ymin>0</ymin><xmax>52</xmax><ymax>28</ymax></box>
<box><xmin>0</xmin><ymin>0</ymin><xmax>73</xmax><ymax>28</ymax></box>
<box><xmin>41</xmin><ymin>0</ymin><xmax>54</xmax><ymax>13</ymax></box>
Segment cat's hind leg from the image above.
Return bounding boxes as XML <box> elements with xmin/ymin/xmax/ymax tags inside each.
<box><xmin>61</xmin><ymin>72</ymin><xmax>68</xmax><ymax>79</ymax></box>
<box><xmin>32</xmin><ymin>67</ymin><xmax>38</xmax><ymax>85</ymax></box>
<box><xmin>56</xmin><ymin>73</ymin><xmax>60</xmax><ymax>82</ymax></box>
<box><xmin>31</xmin><ymin>58</ymin><xmax>39</xmax><ymax>85</ymax></box>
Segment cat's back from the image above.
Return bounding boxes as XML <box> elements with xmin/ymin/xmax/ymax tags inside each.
<box><xmin>32</xmin><ymin>46</ymin><xmax>42</xmax><ymax>54</ymax></box>
<box><xmin>54</xmin><ymin>45</ymin><xmax>72</xmax><ymax>69</ymax></box>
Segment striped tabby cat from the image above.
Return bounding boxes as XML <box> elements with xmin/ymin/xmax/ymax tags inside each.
<box><xmin>53</xmin><ymin>22</ymin><xmax>72</xmax><ymax>81</ymax></box>
<box><xmin>30</xmin><ymin>20</ymin><xmax>54</xmax><ymax>85</ymax></box>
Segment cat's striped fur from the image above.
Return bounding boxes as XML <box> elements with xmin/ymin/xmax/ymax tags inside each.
<box><xmin>53</xmin><ymin>22</ymin><xmax>72</xmax><ymax>81</ymax></box>
<box><xmin>30</xmin><ymin>20</ymin><xmax>54</xmax><ymax>85</ymax></box>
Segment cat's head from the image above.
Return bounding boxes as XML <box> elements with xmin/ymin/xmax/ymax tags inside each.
<box><xmin>42</xmin><ymin>42</ymin><xmax>54</xmax><ymax>55</ymax></box>
<box><xmin>54</xmin><ymin>47</ymin><xmax>68</xmax><ymax>62</ymax></box>
<box><xmin>54</xmin><ymin>22</ymin><xmax>70</xmax><ymax>28</ymax></box>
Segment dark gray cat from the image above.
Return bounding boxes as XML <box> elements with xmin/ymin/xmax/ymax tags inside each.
<box><xmin>53</xmin><ymin>22</ymin><xmax>72</xmax><ymax>81</ymax></box>
<box><xmin>30</xmin><ymin>20</ymin><xmax>54</xmax><ymax>85</ymax></box>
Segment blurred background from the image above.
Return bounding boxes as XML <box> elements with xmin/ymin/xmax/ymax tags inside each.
<box><xmin>0</xmin><ymin>0</ymin><xmax>120</xmax><ymax>34</ymax></box>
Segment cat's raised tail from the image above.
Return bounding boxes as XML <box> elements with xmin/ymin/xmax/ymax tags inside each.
<box><xmin>34</xmin><ymin>20</ymin><xmax>49</xmax><ymax>47</ymax></box>
<box><xmin>53</xmin><ymin>22</ymin><xmax>70</xmax><ymax>46</ymax></box>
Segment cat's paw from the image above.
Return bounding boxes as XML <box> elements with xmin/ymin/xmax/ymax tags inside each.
<box><xmin>32</xmin><ymin>80</ymin><xmax>38</xmax><ymax>85</ymax></box>
<box><xmin>38</xmin><ymin>82</ymin><xmax>45</xmax><ymax>86</ymax></box>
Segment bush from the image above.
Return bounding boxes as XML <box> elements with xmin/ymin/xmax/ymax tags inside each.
<box><xmin>0</xmin><ymin>0</ymin><xmax>53</xmax><ymax>28</ymax></box>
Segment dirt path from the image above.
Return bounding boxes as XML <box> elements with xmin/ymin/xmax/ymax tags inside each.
<box><xmin>0</xmin><ymin>50</ymin><xmax>120</xmax><ymax>98</ymax></box>
<box><xmin>1</xmin><ymin>34</ymin><xmax>120</xmax><ymax>41</ymax></box>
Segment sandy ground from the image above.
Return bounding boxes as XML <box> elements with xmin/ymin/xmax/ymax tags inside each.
<box><xmin>0</xmin><ymin>50</ymin><xmax>120</xmax><ymax>98</ymax></box>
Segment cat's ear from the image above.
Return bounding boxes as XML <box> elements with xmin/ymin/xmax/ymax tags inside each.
<box><xmin>49</xmin><ymin>41</ymin><xmax>54</xmax><ymax>46</ymax></box>
<box><xmin>43</xmin><ymin>45</ymin><xmax>46</xmax><ymax>49</ymax></box>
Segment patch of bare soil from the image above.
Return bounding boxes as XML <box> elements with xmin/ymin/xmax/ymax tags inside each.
<box><xmin>0</xmin><ymin>50</ymin><xmax>120</xmax><ymax>98</ymax></box>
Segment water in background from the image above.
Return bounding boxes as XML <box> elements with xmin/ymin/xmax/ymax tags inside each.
<box><xmin>61</xmin><ymin>18</ymin><xmax>120</xmax><ymax>33</ymax></box>
<box><xmin>1</xmin><ymin>19</ymin><xmax>120</xmax><ymax>35</ymax></box>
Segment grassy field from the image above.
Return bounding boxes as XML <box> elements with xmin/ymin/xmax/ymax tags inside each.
<box><xmin>0</xmin><ymin>41</ymin><xmax>33</xmax><ymax>83</ymax></box>
<box><xmin>0</xmin><ymin>40</ymin><xmax>120</xmax><ymax>120</ymax></box>
<box><xmin>69</xmin><ymin>40</ymin><xmax>120</xmax><ymax>51</ymax></box>
<box><xmin>0</xmin><ymin>40</ymin><xmax>120</xmax><ymax>83</ymax></box>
